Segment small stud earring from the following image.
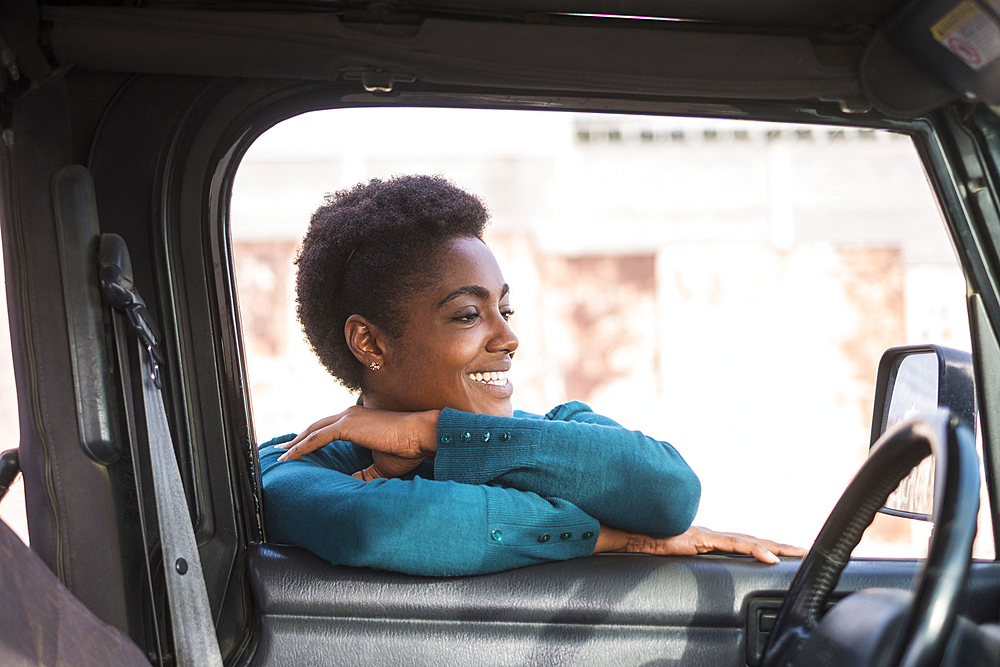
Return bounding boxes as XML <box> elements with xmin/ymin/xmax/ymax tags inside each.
<box><xmin>369</xmin><ymin>361</ymin><xmax>381</xmax><ymax>371</ymax></box>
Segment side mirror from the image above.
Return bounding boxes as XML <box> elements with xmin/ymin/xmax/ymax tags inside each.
<box><xmin>870</xmin><ymin>345</ymin><xmax>976</xmax><ymax>520</ymax></box>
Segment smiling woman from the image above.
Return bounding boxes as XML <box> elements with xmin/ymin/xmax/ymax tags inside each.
<box><xmin>358</xmin><ymin>236</ymin><xmax>518</xmax><ymax>418</ymax></box>
<box><xmin>257</xmin><ymin>175</ymin><xmax>802</xmax><ymax>575</ymax></box>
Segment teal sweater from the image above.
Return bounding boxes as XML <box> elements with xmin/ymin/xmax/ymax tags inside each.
<box><xmin>258</xmin><ymin>401</ymin><xmax>700</xmax><ymax>576</ymax></box>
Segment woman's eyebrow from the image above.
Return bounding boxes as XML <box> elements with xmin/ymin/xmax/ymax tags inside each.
<box><xmin>438</xmin><ymin>283</ymin><xmax>509</xmax><ymax>307</ymax></box>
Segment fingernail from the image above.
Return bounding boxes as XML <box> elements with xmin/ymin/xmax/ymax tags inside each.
<box><xmin>767</xmin><ymin>551</ymin><xmax>780</xmax><ymax>564</ymax></box>
<box><xmin>277</xmin><ymin>454</ymin><xmax>287</xmax><ymax>462</ymax></box>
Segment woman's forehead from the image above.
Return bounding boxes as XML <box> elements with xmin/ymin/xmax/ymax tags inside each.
<box><xmin>429</xmin><ymin>237</ymin><xmax>508</xmax><ymax>300</ymax></box>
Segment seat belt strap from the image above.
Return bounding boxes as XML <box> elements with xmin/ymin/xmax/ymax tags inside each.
<box><xmin>99</xmin><ymin>233</ymin><xmax>223</xmax><ymax>667</ymax></box>
<box><xmin>109</xmin><ymin>308</ymin><xmax>166</xmax><ymax>662</ymax></box>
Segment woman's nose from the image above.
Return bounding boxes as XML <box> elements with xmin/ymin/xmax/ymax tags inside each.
<box><xmin>488</xmin><ymin>314</ymin><xmax>519</xmax><ymax>354</ymax></box>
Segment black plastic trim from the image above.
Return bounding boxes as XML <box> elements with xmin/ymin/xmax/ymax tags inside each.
<box><xmin>869</xmin><ymin>344</ymin><xmax>976</xmax><ymax>446</ymax></box>
<box><xmin>51</xmin><ymin>165</ymin><xmax>121</xmax><ymax>465</ymax></box>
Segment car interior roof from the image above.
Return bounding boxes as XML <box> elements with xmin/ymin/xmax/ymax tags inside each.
<box><xmin>34</xmin><ymin>0</ymin><xmax>958</xmax><ymax>123</ymax></box>
<box><xmin>40</xmin><ymin>0</ymin><xmax>909</xmax><ymax>31</ymax></box>
<box><xmin>37</xmin><ymin>13</ymin><xmax>867</xmax><ymax>115</ymax></box>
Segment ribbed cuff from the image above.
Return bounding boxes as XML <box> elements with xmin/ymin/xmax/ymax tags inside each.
<box><xmin>479</xmin><ymin>497</ymin><xmax>600</xmax><ymax>573</ymax></box>
<box><xmin>434</xmin><ymin>408</ymin><xmax>540</xmax><ymax>484</ymax></box>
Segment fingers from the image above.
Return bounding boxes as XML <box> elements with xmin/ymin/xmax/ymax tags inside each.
<box><xmin>768</xmin><ymin>542</ymin><xmax>807</xmax><ymax>558</ymax></box>
<box><xmin>688</xmin><ymin>526</ymin><xmax>808</xmax><ymax>564</ymax></box>
<box><xmin>274</xmin><ymin>408</ymin><xmax>364</xmax><ymax>461</ymax></box>
<box><xmin>276</xmin><ymin>423</ymin><xmax>341</xmax><ymax>461</ymax></box>
<box><xmin>351</xmin><ymin>465</ymin><xmax>382</xmax><ymax>482</ymax></box>
<box><xmin>744</xmin><ymin>541</ymin><xmax>781</xmax><ymax>564</ymax></box>
<box><xmin>705</xmin><ymin>530</ymin><xmax>780</xmax><ymax>564</ymax></box>
<box><xmin>724</xmin><ymin>532</ymin><xmax>807</xmax><ymax>558</ymax></box>
<box><xmin>274</xmin><ymin>412</ymin><xmax>346</xmax><ymax>450</ymax></box>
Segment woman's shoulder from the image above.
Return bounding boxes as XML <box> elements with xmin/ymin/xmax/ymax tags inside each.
<box><xmin>540</xmin><ymin>401</ymin><xmax>593</xmax><ymax>421</ymax></box>
<box><xmin>259</xmin><ymin>433</ymin><xmax>297</xmax><ymax>448</ymax></box>
<box><xmin>508</xmin><ymin>401</ymin><xmax>593</xmax><ymax>420</ymax></box>
<box><xmin>513</xmin><ymin>401</ymin><xmax>623</xmax><ymax>428</ymax></box>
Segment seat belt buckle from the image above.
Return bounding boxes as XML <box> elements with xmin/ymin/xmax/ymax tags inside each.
<box><xmin>98</xmin><ymin>234</ymin><xmax>165</xmax><ymax>388</ymax></box>
<box><xmin>123</xmin><ymin>303</ymin><xmax>165</xmax><ymax>388</ymax></box>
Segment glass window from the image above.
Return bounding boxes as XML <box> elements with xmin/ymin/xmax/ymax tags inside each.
<box><xmin>231</xmin><ymin>108</ymin><xmax>993</xmax><ymax>559</ymax></box>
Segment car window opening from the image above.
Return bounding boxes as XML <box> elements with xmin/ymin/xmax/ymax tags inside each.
<box><xmin>230</xmin><ymin>107</ymin><xmax>994</xmax><ymax>561</ymax></box>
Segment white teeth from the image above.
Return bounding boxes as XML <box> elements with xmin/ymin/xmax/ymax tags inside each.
<box><xmin>469</xmin><ymin>371</ymin><xmax>508</xmax><ymax>386</ymax></box>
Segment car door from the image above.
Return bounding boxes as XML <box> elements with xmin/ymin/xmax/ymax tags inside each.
<box><xmin>2</xmin><ymin>1</ymin><xmax>1000</xmax><ymax>666</ymax></box>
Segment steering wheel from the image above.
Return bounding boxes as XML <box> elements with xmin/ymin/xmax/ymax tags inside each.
<box><xmin>761</xmin><ymin>410</ymin><xmax>980</xmax><ymax>667</ymax></box>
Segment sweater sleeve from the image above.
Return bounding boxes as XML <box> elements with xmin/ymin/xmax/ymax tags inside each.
<box><xmin>432</xmin><ymin>401</ymin><xmax>701</xmax><ymax>539</ymax></box>
<box><xmin>259</xmin><ymin>436</ymin><xmax>599</xmax><ymax>576</ymax></box>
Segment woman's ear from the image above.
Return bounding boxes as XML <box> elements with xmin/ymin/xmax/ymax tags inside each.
<box><xmin>345</xmin><ymin>314</ymin><xmax>387</xmax><ymax>368</ymax></box>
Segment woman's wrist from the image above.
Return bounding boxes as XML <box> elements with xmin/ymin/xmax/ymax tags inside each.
<box><xmin>416</xmin><ymin>409</ymin><xmax>441</xmax><ymax>457</ymax></box>
<box><xmin>593</xmin><ymin>524</ymin><xmax>628</xmax><ymax>554</ymax></box>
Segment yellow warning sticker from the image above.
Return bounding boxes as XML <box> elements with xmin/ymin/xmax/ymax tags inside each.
<box><xmin>931</xmin><ymin>0</ymin><xmax>979</xmax><ymax>40</ymax></box>
<box><xmin>931</xmin><ymin>0</ymin><xmax>1000</xmax><ymax>71</ymax></box>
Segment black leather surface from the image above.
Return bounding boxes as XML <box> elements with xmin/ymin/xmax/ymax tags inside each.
<box><xmin>2</xmin><ymin>70</ymin><xmax>131</xmax><ymax>633</ymax></box>
<box><xmin>247</xmin><ymin>544</ymin><xmax>1000</xmax><ymax>666</ymax></box>
<box><xmin>254</xmin><ymin>617</ymin><xmax>739</xmax><ymax>667</ymax></box>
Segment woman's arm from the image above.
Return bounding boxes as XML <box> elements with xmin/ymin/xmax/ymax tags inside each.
<box><xmin>273</xmin><ymin>402</ymin><xmax>700</xmax><ymax>541</ymax></box>
<box><xmin>432</xmin><ymin>403</ymin><xmax>701</xmax><ymax>540</ymax></box>
<box><xmin>260</xmin><ymin>438</ymin><xmax>600</xmax><ymax>576</ymax></box>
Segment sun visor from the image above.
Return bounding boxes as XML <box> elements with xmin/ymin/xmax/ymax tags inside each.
<box><xmin>876</xmin><ymin>0</ymin><xmax>1000</xmax><ymax>106</ymax></box>
<box><xmin>860</xmin><ymin>31</ymin><xmax>960</xmax><ymax>117</ymax></box>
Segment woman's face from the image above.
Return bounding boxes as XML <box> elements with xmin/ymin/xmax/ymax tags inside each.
<box><xmin>370</xmin><ymin>236</ymin><xmax>518</xmax><ymax>417</ymax></box>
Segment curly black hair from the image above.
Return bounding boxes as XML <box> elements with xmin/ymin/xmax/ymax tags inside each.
<box><xmin>295</xmin><ymin>175</ymin><xmax>490</xmax><ymax>392</ymax></box>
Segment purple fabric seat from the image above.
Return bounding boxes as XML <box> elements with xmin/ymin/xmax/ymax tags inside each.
<box><xmin>0</xmin><ymin>518</ymin><xmax>150</xmax><ymax>667</ymax></box>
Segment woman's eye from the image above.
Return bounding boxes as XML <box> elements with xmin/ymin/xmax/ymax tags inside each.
<box><xmin>501</xmin><ymin>309</ymin><xmax>514</xmax><ymax>321</ymax></box>
<box><xmin>454</xmin><ymin>311</ymin><xmax>479</xmax><ymax>323</ymax></box>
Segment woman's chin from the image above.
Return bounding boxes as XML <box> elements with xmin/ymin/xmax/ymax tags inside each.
<box><xmin>463</xmin><ymin>377</ymin><xmax>515</xmax><ymax>415</ymax></box>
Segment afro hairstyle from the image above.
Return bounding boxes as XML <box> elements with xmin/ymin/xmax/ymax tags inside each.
<box><xmin>295</xmin><ymin>175</ymin><xmax>490</xmax><ymax>392</ymax></box>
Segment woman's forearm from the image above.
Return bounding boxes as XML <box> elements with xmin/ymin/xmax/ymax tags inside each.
<box><xmin>433</xmin><ymin>406</ymin><xmax>701</xmax><ymax>539</ymax></box>
<box><xmin>260</xmin><ymin>439</ymin><xmax>600</xmax><ymax>575</ymax></box>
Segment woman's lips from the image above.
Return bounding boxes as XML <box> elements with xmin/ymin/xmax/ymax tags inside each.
<box><xmin>467</xmin><ymin>371</ymin><xmax>514</xmax><ymax>397</ymax></box>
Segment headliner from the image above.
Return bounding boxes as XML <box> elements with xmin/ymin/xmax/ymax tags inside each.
<box><xmin>44</xmin><ymin>0</ymin><xmax>910</xmax><ymax>32</ymax></box>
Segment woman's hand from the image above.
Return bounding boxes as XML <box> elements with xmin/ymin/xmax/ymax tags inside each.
<box><xmin>595</xmin><ymin>525</ymin><xmax>806</xmax><ymax>564</ymax></box>
<box><xmin>274</xmin><ymin>407</ymin><xmax>441</xmax><ymax>476</ymax></box>
<box><xmin>350</xmin><ymin>449</ymin><xmax>427</xmax><ymax>481</ymax></box>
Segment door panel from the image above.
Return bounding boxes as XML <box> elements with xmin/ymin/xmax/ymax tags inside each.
<box><xmin>247</xmin><ymin>545</ymin><xmax>1000</xmax><ymax>666</ymax></box>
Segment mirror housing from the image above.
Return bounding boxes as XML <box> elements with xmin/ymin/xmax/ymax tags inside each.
<box><xmin>870</xmin><ymin>344</ymin><xmax>976</xmax><ymax>519</ymax></box>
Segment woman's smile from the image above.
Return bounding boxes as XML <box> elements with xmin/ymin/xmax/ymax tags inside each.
<box><xmin>467</xmin><ymin>370</ymin><xmax>509</xmax><ymax>386</ymax></box>
<box><xmin>467</xmin><ymin>370</ymin><xmax>514</xmax><ymax>399</ymax></box>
